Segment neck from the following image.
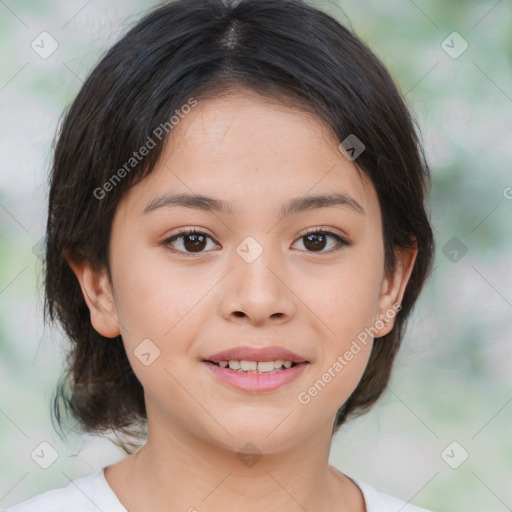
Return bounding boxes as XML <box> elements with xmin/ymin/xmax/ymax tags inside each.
<box><xmin>106</xmin><ymin>415</ymin><xmax>365</xmax><ymax>512</ymax></box>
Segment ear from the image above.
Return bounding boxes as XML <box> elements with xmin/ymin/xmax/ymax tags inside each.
<box><xmin>64</xmin><ymin>250</ymin><xmax>121</xmax><ymax>338</ymax></box>
<box><xmin>373</xmin><ymin>242</ymin><xmax>418</xmax><ymax>338</ymax></box>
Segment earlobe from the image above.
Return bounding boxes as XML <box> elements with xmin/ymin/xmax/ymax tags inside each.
<box><xmin>374</xmin><ymin>243</ymin><xmax>418</xmax><ymax>338</ymax></box>
<box><xmin>65</xmin><ymin>251</ymin><xmax>121</xmax><ymax>338</ymax></box>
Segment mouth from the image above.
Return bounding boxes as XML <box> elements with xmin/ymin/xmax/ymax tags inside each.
<box><xmin>204</xmin><ymin>359</ymin><xmax>301</xmax><ymax>374</ymax></box>
<box><xmin>204</xmin><ymin>345</ymin><xmax>309</xmax><ymax>366</ymax></box>
<box><xmin>201</xmin><ymin>345</ymin><xmax>310</xmax><ymax>392</ymax></box>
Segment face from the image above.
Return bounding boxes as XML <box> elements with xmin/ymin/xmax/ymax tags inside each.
<box><xmin>71</xmin><ymin>89</ymin><xmax>416</xmax><ymax>454</ymax></box>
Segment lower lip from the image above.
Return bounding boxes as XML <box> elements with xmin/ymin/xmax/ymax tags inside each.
<box><xmin>202</xmin><ymin>361</ymin><xmax>309</xmax><ymax>393</ymax></box>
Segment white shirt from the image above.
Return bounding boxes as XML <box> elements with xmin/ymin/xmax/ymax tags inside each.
<box><xmin>4</xmin><ymin>467</ymin><xmax>434</xmax><ymax>512</ymax></box>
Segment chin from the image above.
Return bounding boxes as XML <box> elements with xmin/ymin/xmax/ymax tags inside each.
<box><xmin>202</xmin><ymin>418</ymin><xmax>310</xmax><ymax>456</ymax></box>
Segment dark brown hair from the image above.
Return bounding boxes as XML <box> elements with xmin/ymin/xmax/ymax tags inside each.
<box><xmin>46</xmin><ymin>0</ymin><xmax>434</xmax><ymax>454</ymax></box>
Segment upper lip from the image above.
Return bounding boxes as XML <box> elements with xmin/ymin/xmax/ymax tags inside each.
<box><xmin>204</xmin><ymin>345</ymin><xmax>309</xmax><ymax>363</ymax></box>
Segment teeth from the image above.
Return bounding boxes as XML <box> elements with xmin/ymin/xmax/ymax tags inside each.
<box><xmin>257</xmin><ymin>361</ymin><xmax>275</xmax><ymax>372</ymax></box>
<box><xmin>240</xmin><ymin>360</ymin><xmax>258</xmax><ymax>371</ymax></box>
<box><xmin>218</xmin><ymin>359</ymin><xmax>295</xmax><ymax>373</ymax></box>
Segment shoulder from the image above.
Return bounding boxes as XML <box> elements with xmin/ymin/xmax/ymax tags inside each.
<box><xmin>352</xmin><ymin>477</ymin><xmax>435</xmax><ymax>512</ymax></box>
<box><xmin>4</xmin><ymin>468</ymin><xmax>126</xmax><ymax>512</ymax></box>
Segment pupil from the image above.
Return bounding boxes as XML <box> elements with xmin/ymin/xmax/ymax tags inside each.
<box><xmin>304</xmin><ymin>233</ymin><xmax>326</xmax><ymax>251</ymax></box>
<box><xmin>182</xmin><ymin>233</ymin><xmax>327</xmax><ymax>253</ymax></box>
<box><xmin>184</xmin><ymin>234</ymin><xmax>206</xmax><ymax>252</ymax></box>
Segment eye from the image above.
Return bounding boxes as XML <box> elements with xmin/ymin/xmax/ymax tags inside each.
<box><xmin>163</xmin><ymin>227</ymin><xmax>350</xmax><ymax>256</ymax></box>
<box><xmin>163</xmin><ymin>229</ymin><xmax>219</xmax><ymax>255</ymax></box>
<box><xmin>292</xmin><ymin>228</ymin><xmax>350</xmax><ymax>254</ymax></box>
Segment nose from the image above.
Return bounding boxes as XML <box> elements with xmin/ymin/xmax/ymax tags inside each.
<box><xmin>218</xmin><ymin>244</ymin><xmax>296</xmax><ymax>326</ymax></box>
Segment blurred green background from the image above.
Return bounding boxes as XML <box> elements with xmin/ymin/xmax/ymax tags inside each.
<box><xmin>0</xmin><ymin>1</ymin><xmax>511</xmax><ymax>511</ymax></box>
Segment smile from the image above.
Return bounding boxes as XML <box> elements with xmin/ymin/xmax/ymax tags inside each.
<box><xmin>202</xmin><ymin>360</ymin><xmax>309</xmax><ymax>392</ymax></box>
<box><xmin>212</xmin><ymin>359</ymin><xmax>296</xmax><ymax>373</ymax></box>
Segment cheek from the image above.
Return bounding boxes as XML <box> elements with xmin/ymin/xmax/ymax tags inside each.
<box><xmin>298</xmin><ymin>318</ymin><xmax>374</xmax><ymax>415</ymax></box>
<box><xmin>295</xmin><ymin>247</ymin><xmax>382</xmax><ymax>406</ymax></box>
<box><xmin>305</xmin><ymin>254</ymin><xmax>383</xmax><ymax>341</ymax></box>
<box><xmin>111</xmin><ymin>243</ymin><xmax>198</xmax><ymax>334</ymax></box>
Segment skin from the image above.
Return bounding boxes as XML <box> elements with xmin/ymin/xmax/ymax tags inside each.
<box><xmin>68</xmin><ymin>88</ymin><xmax>417</xmax><ymax>512</ymax></box>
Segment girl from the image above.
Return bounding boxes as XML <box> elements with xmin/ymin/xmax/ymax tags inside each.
<box><xmin>6</xmin><ymin>0</ymin><xmax>435</xmax><ymax>510</ymax></box>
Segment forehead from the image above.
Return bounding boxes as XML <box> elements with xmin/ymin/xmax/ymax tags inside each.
<box><xmin>118</xmin><ymin>89</ymin><xmax>380</xmax><ymax>223</ymax></box>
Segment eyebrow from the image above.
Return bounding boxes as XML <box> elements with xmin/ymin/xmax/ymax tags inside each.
<box><xmin>142</xmin><ymin>192</ymin><xmax>366</xmax><ymax>217</ymax></box>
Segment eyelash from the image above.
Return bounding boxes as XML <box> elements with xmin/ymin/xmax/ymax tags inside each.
<box><xmin>162</xmin><ymin>227</ymin><xmax>350</xmax><ymax>256</ymax></box>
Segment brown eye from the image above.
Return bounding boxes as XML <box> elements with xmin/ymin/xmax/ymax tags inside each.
<box><xmin>303</xmin><ymin>232</ymin><xmax>328</xmax><ymax>251</ymax></box>
<box><xmin>163</xmin><ymin>229</ymin><xmax>217</xmax><ymax>255</ymax></box>
<box><xmin>163</xmin><ymin>228</ymin><xmax>349</xmax><ymax>256</ymax></box>
<box><xmin>293</xmin><ymin>229</ymin><xmax>349</xmax><ymax>254</ymax></box>
<box><xmin>182</xmin><ymin>232</ymin><xmax>207</xmax><ymax>252</ymax></box>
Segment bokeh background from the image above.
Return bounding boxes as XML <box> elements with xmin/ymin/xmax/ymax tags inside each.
<box><xmin>1</xmin><ymin>1</ymin><xmax>511</xmax><ymax>511</ymax></box>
